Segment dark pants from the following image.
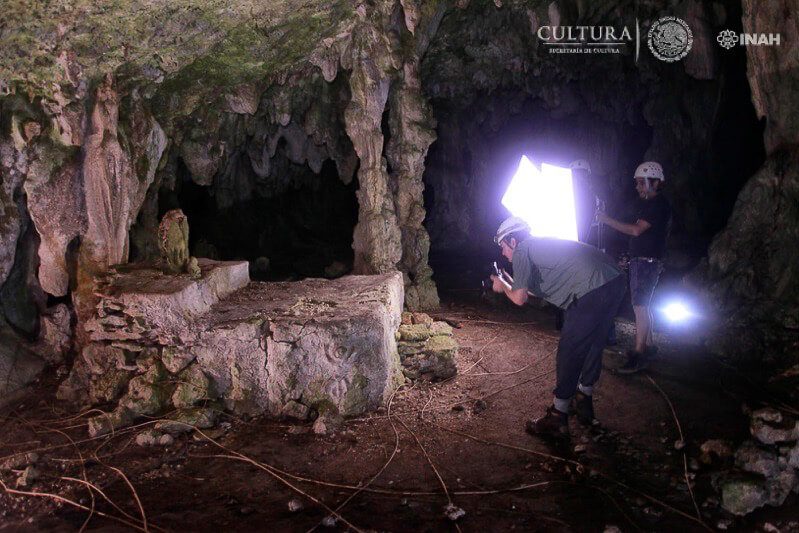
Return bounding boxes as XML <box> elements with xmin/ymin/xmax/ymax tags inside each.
<box><xmin>629</xmin><ymin>258</ymin><xmax>663</xmax><ymax>306</ymax></box>
<box><xmin>553</xmin><ymin>275</ymin><xmax>626</xmax><ymax>400</ymax></box>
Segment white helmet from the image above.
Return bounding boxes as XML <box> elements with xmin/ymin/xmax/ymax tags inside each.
<box><xmin>634</xmin><ymin>161</ymin><xmax>664</xmax><ymax>181</ymax></box>
<box><xmin>495</xmin><ymin>216</ymin><xmax>530</xmax><ymax>244</ymax></box>
<box><xmin>569</xmin><ymin>159</ymin><xmax>591</xmax><ymax>173</ymax></box>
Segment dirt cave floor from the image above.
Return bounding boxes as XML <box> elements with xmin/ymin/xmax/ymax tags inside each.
<box><xmin>2</xmin><ymin>291</ymin><xmax>798</xmax><ymax>532</ymax></box>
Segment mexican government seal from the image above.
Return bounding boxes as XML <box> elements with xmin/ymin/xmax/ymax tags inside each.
<box><xmin>647</xmin><ymin>16</ymin><xmax>693</xmax><ymax>62</ymax></box>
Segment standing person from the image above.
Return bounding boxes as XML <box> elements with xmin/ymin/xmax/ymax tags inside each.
<box><xmin>597</xmin><ymin>161</ymin><xmax>672</xmax><ymax>374</ymax></box>
<box><xmin>490</xmin><ymin>217</ymin><xmax>626</xmax><ymax>441</ymax></box>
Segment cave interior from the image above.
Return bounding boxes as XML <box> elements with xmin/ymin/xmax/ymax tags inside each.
<box><xmin>1</xmin><ymin>0</ymin><xmax>798</xmax><ymax>528</ymax></box>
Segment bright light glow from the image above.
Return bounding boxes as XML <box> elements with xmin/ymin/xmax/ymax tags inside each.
<box><xmin>501</xmin><ymin>156</ymin><xmax>579</xmax><ymax>241</ymax></box>
<box><xmin>662</xmin><ymin>301</ymin><xmax>693</xmax><ymax>323</ymax></box>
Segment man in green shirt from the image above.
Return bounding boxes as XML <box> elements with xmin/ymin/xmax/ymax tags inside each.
<box><xmin>490</xmin><ymin>216</ymin><xmax>625</xmax><ymax>440</ymax></box>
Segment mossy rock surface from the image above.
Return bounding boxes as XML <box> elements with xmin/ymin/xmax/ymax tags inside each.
<box><xmin>423</xmin><ymin>335</ymin><xmax>457</xmax><ymax>355</ymax></box>
<box><xmin>89</xmin><ymin>369</ymin><xmax>133</xmax><ymax>404</ymax></box>
<box><xmin>171</xmin><ymin>364</ymin><xmax>213</xmax><ymax>408</ymax></box>
<box><xmin>411</xmin><ymin>312</ymin><xmax>433</xmax><ymax>325</ymax></box>
<box><xmin>87</xmin><ymin>407</ymin><xmax>134</xmax><ymax>438</ymax></box>
<box><xmin>120</xmin><ymin>359</ymin><xmax>172</xmax><ymax>416</ymax></box>
<box><xmin>398</xmin><ymin>341</ymin><xmax>425</xmax><ymax>357</ymax></box>
<box><xmin>342</xmin><ymin>371</ymin><xmax>369</xmax><ymax>415</ymax></box>
<box><xmin>398</xmin><ymin>323</ymin><xmax>432</xmax><ymax>342</ymax></box>
<box><xmin>429</xmin><ymin>321</ymin><xmax>453</xmax><ymax>337</ymax></box>
<box><xmin>172</xmin><ymin>407</ymin><xmax>219</xmax><ymax>429</ymax></box>
<box><xmin>161</xmin><ymin>346</ymin><xmax>194</xmax><ymax>374</ymax></box>
<box><xmin>1</xmin><ymin>0</ymin><xmax>354</xmax><ymax>100</ymax></box>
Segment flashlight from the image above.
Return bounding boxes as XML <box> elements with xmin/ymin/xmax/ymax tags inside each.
<box><xmin>492</xmin><ymin>261</ymin><xmax>502</xmax><ymax>279</ymax></box>
<box><xmin>660</xmin><ymin>300</ymin><xmax>695</xmax><ymax>324</ymax></box>
<box><xmin>481</xmin><ymin>262</ymin><xmax>505</xmax><ymax>293</ymax></box>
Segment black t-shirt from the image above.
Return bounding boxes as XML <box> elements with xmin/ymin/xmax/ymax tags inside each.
<box><xmin>629</xmin><ymin>194</ymin><xmax>671</xmax><ymax>259</ymax></box>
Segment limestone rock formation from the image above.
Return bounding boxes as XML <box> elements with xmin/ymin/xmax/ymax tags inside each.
<box><xmin>396</xmin><ymin>311</ymin><xmax>458</xmax><ymax>381</ymax></box>
<box><xmin>22</xmin><ymin>136</ymin><xmax>84</xmax><ymax>297</ymax></box>
<box><xmin>82</xmin><ymin>75</ymin><xmax>166</xmax><ymax>273</ymax></box>
<box><xmin>85</xmin><ymin>259</ymin><xmax>250</xmax><ymax>346</ymax></box>
<box><xmin>33</xmin><ymin>303</ymin><xmax>73</xmax><ymax>365</ymax></box>
<box><xmin>62</xmin><ymin>261</ymin><xmax>404</xmax><ymax>430</ymax></box>
<box><xmin>0</xmin><ymin>138</ymin><xmax>24</xmax><ymax>289</ymax></box>
<box><xmin>741</xmin><ymin>0</ymin><xmax>799</xmax><ymax>153</ymax></box>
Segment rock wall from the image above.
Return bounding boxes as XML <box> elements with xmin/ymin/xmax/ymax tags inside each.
<box><xmin>700</xmin><ymin>1</ymin><xmax>799</xmax><ymax>363</ymax></box>
<box><xmin>741</xmin><ymin>0</ymin><xmax>799</xmax><ymax>153</ymax></box>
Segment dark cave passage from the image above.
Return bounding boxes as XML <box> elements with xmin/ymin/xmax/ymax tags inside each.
<box><xmin>167</xmin><ymin>157</ymin><xmax>358</xmax><ymax>281</ymax></box>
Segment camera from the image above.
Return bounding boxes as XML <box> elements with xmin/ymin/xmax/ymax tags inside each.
<box><xmin>481</xmin><ymin>261</ymin><xmax>503</xmax><ymax>293</ymax></box>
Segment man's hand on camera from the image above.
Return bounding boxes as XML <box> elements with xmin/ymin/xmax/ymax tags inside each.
<box><xmin>490</xmin><ymin>274</ymin><xmax>505</xmax><ymax>294</ymax></box>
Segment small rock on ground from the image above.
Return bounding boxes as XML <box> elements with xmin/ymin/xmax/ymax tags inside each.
<box><xmin>444</xmin><ymin>503</ymin><xmax>466</xmax><ymax>521</ymax></box>
<box><xmin>16</xmin><ymin>466</ymin><xmax>40</xmax><ymax>488</ymax></box>
<box><xmin>472</xmin><ymin>400</ymin><xmax>487</xmax><ymax>414</ymax></box>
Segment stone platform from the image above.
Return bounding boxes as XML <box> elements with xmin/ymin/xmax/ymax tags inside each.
<box><xmin>58</xmin><ymin>260</ymin><xmax>404</xmax><ymax>435</ymax></box>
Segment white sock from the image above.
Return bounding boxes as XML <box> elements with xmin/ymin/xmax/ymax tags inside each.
<box><xmin>577</xmin><ymin>383</ymin><xmax>593</xmax><ymax>396</ymax></box>
<box><xmin>553</xmin><ymin>397</ymin><xmax>570</xmax><ymax>414</ymax></box>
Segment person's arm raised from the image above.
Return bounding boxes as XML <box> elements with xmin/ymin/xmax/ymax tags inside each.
<box><xmin>491</xmin><ymin>274</ymin><xmax>529</xmax><ymax>306</ymax></box>
<box><xmin>597</xmin><ymin>213</ymin><xmax>651</xmax><ymax>237</ymax></box>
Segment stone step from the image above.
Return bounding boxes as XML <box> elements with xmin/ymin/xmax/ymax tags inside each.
<box><xmin>86</xmin><ymin>258</ymin><xmax>250</xmax><ymax>344</ymax></box>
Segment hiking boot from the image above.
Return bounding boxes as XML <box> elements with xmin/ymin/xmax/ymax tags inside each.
<box><xmin>525</xmin><ymin>406</ymin><xmax>569</xmax><ymax>440</ymax></box>
<box><xmin>615</xmin><ymin>350</ymin><xmax>649</xmax><ymax>375</ymax></box>
<box><xmin>573</xmin><ymin>391</ymin><xmax>596</xmax><ymax>426</ymax></box>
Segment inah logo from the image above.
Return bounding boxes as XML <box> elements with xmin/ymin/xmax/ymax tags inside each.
<box><xmin>717</xmin><ymin>29</ymin><xmax>738</xmax><ymax>49</ymax></box>
<box><xmin>647</xmin><ymin>16</ymin><xmax>693</xmax><ymax>62</ymax></box>
<box><xmin>716</xmin><ymin>29</ymin><xmax>781</xmax><ymax>48</ymax></box>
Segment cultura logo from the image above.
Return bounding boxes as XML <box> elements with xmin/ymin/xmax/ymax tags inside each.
<box><xmin>716</xmin><ymin>29</ymin><xmax>781</xmax><ymax>48</ymax></box>
<box><xmin>537</xmin><ymin>23</ymin><xmax>640</xmax><ymax>61</ymax></box>
<box><xmin>647</xmin><ymin>16</ymin><xmax>693</xmax><ymax>62</ymax></box>
<box><xmin>717</xmin><ymin>29</ymin><xmax>738</xmax><ymax>49</ymax></box>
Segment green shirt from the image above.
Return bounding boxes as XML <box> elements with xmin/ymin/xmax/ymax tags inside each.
<box><xmin>510</xmin><ymin>237</ymin><xmax>621</xmax><ymax>309</ymax></box>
